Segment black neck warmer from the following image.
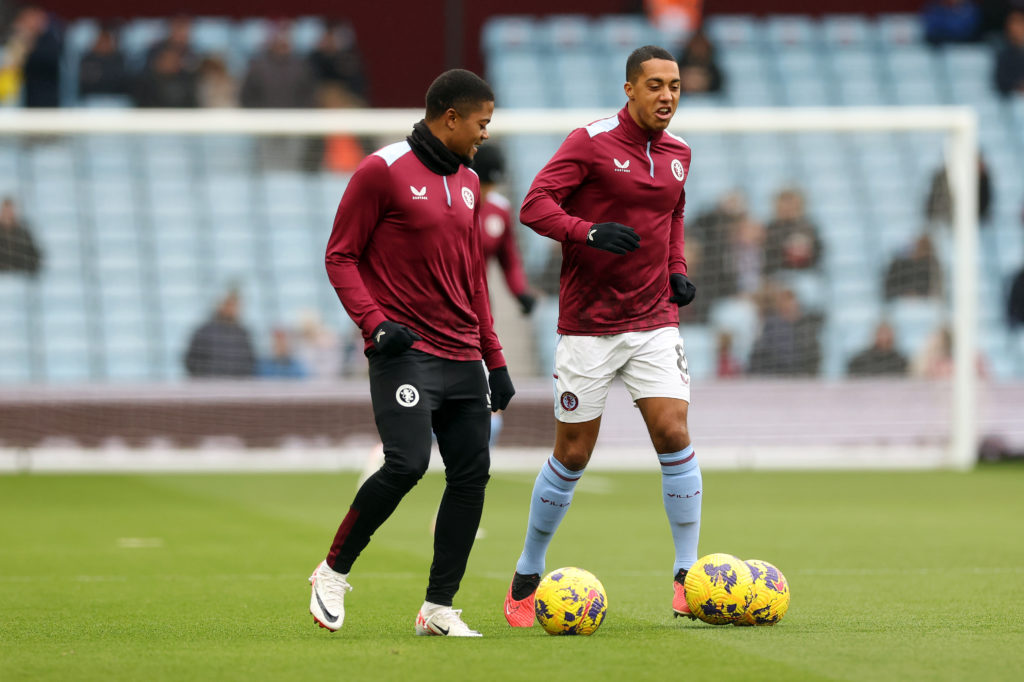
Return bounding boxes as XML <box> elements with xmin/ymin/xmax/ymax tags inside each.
<box><xmin>406</xmin><ymin>120</ymin><xmax>471</xmax><ymax>176</ymax></box>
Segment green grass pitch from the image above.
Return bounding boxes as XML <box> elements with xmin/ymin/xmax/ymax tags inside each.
<box><xmin>2</xmin><ymin>465</ymin><xmax>1023</xmax><ymax>681</ymax></box>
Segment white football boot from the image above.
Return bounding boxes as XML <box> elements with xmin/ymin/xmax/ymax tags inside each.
<box><xmin>309</xmin><ymin>560</ymin><xmax>352</xmax><ymax>631</ymax></box>
<box><xmin>415</xmin><ymin>606</ymin><xmax>483</xmax><ymax>637</ymax></box>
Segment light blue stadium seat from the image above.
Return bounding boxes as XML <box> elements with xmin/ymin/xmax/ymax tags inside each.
<box><xmin>727</xmin><ymin>81</ymin><xmax>779</xmax><ymax>107</ymax></box>
<box><xmin>680</xmin><ymin>325</ymin><xmax>714</xmax><ymax>381</ymax></box>
<box><xmin>201</xmin><ymin>136</ymin><xmax>255</xmax><ymax>172</ymax></box>
<box><xmin>835</xmin><ymin>78</ymin><xmax>888</xmax><ymax>105</ymax></box>
<box><xmin>821</xmin><ymin>15</ymin><xmax>873</xmax><ymax>48</ymax></box>
<box><xmin>877</xmin><ymin>14</ymin><xmax>922</xmax><ymax>46</ymax></box>
<box><xmin>705</xmin><ymin>15</ymin><xmax>759</xmax><ymax>49</ymax></box>
<box><xmin>290</xmin><ymin>16</ymin><xmax>325</xmax><ymax>54</ymax></box>
<box><xmin>827</xmin><ymin>301</ymin><xmax>883</xmax><ymax>377</ymax></box>
<box><xmin>0</xmin><ymin>343</ymin><xmax>31</xmax><ymax>383</ymax></box>
<box><xmin>191</xmin><ymin>17</ymin><xmax>234</xmax><ymax>55</ymax></box>
<box><xmin>261</xmin><ymin>171</ymin><xmax>311</xmax><ymax>210</ymax></box>
<box><xmin>776</xmin><ymin>270</ymin><xmax>827</xmax><ymax>312</ymax></box>
<box><xmin>236</xmin><ymin>18</ymin><xmax>272</xmax><ymax>58</ymax></box>
<box><xmin>943</xmin><ymin>46</ymin><xmax>992</xmax><ymax>80</ymax></box>
<box><xmin>203</xmin><ymin>173</ymin><xmax>253</xmax><ymax>212</ymax></box>
<box><xmin>884</xmin><ymin>45</ymin><xmax>939</xmax><ymax>81</ymax></box>
<box><xmin>538</xmin><ymin>15</ymin><xmax>592</xmax><ymax>50</ymax></box>
<box><xmin>66</xmin><ymin>19</ymin><xmax>99</xmax><ymax>55</ymax></box>
<box><xmin>594</xmin><ymin>15</ymin><xmax>665</xmax><ymax>51</ymax></box>
<box><xmin>1013</xmin><ymin>330</ymin><xmax>1024</xmax><ymax>375</ymax></box>
<box><xmin>892</xmin><ymin>79</ymin><xmax>944</xmax><ymax>105</ymax></box>
<box><xmin>121</xmin><ymin>19</ymin><xmax>168</xmax><ymax>67</ymax></box>
<box><xmin>764</xmin><ymin>15</ymin><xmax>817</xmax><ymax>47</ymax></box>
<box><xmin>89</xmin><ymin>179</ymin><xmax>136</xmax><ymax>211</ymax></box>
<box><xmin>40</xmin><ymin>307</ymin><xmax>93</xmax><ymax>382</ymax></box>
<box><xmin>708</xmin><ymin>296</ymin><xmax>760</xmax><ymax>364</ymax></box>
<box><xmin>481</xmin><ymin>16</ymin><xmax>537</xmax><ymax>53</ymax></box>
<box><xmin>774</xmin><ymin>47</ymin><xmax>825</xmax><ymax>80</ymax></box>
<box><xmin>887</xmin><ymin>298</ymin><xmax>946</xmax><ymax>356</ymax></box>
<box><xmin>550</xmin><ymin>52</ymin><xmax>604</xmax><ymax>108</ymax></box>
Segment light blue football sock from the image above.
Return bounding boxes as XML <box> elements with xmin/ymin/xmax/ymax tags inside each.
<box><xmin>515</xmin><ymin>455</ymin><xmax>583</xmax><ymax>576</ymax></box>
<box><xmin>659</xmin><ymin>445</ymin><xmax>702</xmax><ymax>575</ymax></box>
<box><xmin>489</xmin><ymin>413</ymin><xmax>504</xmax><ymax>448</ymax></box>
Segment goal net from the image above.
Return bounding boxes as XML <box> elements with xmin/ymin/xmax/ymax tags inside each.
<box><xmin>0</xmin><ymin>106</ymin><xmax>1017</xmax><ymax>472</ymax></box>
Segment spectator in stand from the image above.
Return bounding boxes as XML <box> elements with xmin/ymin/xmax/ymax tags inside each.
<box><xmin>645</xmin><ymin>0</ymin><xmax>703</xmax><ymax>41</ymax></box>
<box><xmin>78</xmin><ymin>23</ymin><xmax>129</xmax><ymax>100</ymax></box>
<box><xmin>684</xmin><ymin>189</ymin><xmax>764</xmax><ymax>322</ymax></box>
<box><xmin>241</xmin><ymin>21</ymin><xmax>315</xmax><ymax>109</ymax></box>
<box><xmin>308</xmin><ymin>20</ymin><xmax>367</xmax><ymax>105</ymax></box>
<box><xmin>196</xmin><ymin>55</ymin><xmax>238</xmax><ymax>108</ymax></box>
<box><xmin>471</xmin><ymin>144</ymin><xmax>535</xmax><ymax>317</ymax></box>
<box><xmin>241</xmin><ymin>21</ymin><xmax>316</xmax><ymax>169</ymax></box>
<box><xmin>847</xmin><ymin>322</ymin><xmax>909</xmax><ymax>376</ymax></box>
<box><xmin>748</xmin><ymin>286</ymin><xmax>823</xmax><ymax>376</ymax></box>
<box><xmin>14</xmin><ymin>6</ymin><xmax>62</xmax><ymax>107</ymax></box>
<box><xmin>134</xmin><ymin>46</ymin><xmax>197</xmax><ymax>107</ymax></box>
<box><xmin>925</xmin><ymin>154</ymin><xmax>992</xmax><ymax>226</ymax></box>
<box><xmin>184</xmin><ymin>289</ymin><xmax>256</xmax><ymax>378</ymax></box>
<box><xmin>677</xmin><ymin>29</ymin><xmax>723</xmax><ymax>94</ymax></box>
<box><xmin>145</xmin><ymin>14</ymin><xmax>198</xmax><ymax>73</ymax></box>
<box><xmin>293</xmin><ymin>309</ymin><xmax>345</xmax><ymax>379</ymax></box>
<box><xmin>884</xmin><ymin>233</ymin><xmax>943</xmax><ymax>300</ymax></box>
<box><xmin>258</xmin><ymin>328</ymin><xmax>308</xmax><ymax>379</ymax></box>
<box><xmin>310</xmin><ymin>82</ymin><xmax>366</xmax><ymax>173</ymax></box>
<box><xmin>1008</xmin><ymin>265</ymin><xmax>1024</xmax><ymax>327</ymax></box>
<box><xmin>763</xmin><ymin>187</ymin><xmax>822</xmax><ymax>276</ymax></box>
<box><xmin>922</xmin><ymin>0</ymin><xmax>983</xmax><ymax>44</ymax></box>
<box><xmin>715</xmin><ymin>331</ymin><xmax>743</xmax><ymax>377</ymax></box>
<box><xmin>995</xmin><ymin>8</ymin><xmax>1024</xmax><ymax>96</ymax></box>
<box><xmin>0</xmin><ymin>196</ymin><xmax>41</xmax><ymax>275</ymax></box>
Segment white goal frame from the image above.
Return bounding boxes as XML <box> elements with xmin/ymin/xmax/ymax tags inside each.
<box><xmin>0</xmin><ymin>107</ymin><xmax>979</xmax><ymax>469</ymax></box>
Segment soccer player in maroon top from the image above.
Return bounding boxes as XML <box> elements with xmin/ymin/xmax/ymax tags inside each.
<box><xmin>310</xmin><ymin>69</ymin><xmax>515</xmax><ymax>638</ymax></box>
<box><xmin>503</xmin><ymin>46</ymin><xmax>703</xmax><ymax>626</ymax></box>
<box><xmin>472</xmin><ymin>144</ymin><xmax>536</xmax><ymax>316</ymax></box>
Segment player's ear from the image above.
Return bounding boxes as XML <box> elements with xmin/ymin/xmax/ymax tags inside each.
<box><xmin>624</xmin><ymin>81</ymin><xmax>634</xmax><ymax>101</ymax></box>
<box><xmin>445</xmin><ymin>107</ymin><xmax>459</xmax><ymax>130</ymax></box>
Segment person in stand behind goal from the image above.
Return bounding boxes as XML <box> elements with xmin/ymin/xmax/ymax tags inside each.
<box><xmin>471</xmin><ymin>143</ymin><xmax>536</xmax><ymax>447</ymax></box>
<box><xmin>502</xmin><ymin>45</ymin><xmax>703</xmax><ymax>626</ymax></box>
<box><xmin>313</xmin><ymin>68</ymin><xmax>516</xmax><ymax>638</ymax></box>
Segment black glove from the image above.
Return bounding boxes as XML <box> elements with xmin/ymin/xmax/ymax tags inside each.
<box><xmin>585</xmin><ymin>222</ymin><xmax>640</xmax><ymax>255</ymax></box>
<box><xmin>487</xmin><ymin>366</ymin><xmax>515</xmax><ymax>412</ymax></box>
<box><xmin>668</xmin><ymin>273</ymin><xmax>697</xmax><ymax>307</ymax></box>
<box><xmin>370</xmin><ymin>321</ymin><xmax>422</xmax><ymax>357</ymax></box>
<box><xmin>516</xmin><ymin>292</ymin><xmax>536</xmax><ymax>316</ymax></box>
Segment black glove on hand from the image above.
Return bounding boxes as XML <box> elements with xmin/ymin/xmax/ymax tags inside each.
<box><xmin>488</xmin><ymin>366</ymin><xmax>515</xmax><ymax>412</ymax></box>
<box><xmin>586</xmin><ymin>222</ymin><xmax>641</xmax><ymax>255</ymax></box>
<box><xmin>668</xmin><ymin>273</ymin><xmax>697</xmax><ymax>307</ymax></box>
<box><xmin>516</xmin><ymin>292</ymin><xmax>536</xmax><ymax>316</ymax></box>
<box><xmin>371</xmin><ymin>321</ymin><xmax>422</xmax><ymax>357</ymax></box>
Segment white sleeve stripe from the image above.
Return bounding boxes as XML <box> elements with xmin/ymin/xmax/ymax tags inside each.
<box><xmin>373</xmin><ymin>141</ymin><xmax>412</xmax><ymax>166</ymax></box>
<box><xmin>585</xmin><ymin>115</ymin><xmax>620</xmax><ymax>138</ymax></box>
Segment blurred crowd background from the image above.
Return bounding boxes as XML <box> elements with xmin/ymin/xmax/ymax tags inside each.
<box><xmin>1</xmin><ymin>0</ymin><xmax>1024</xmax><ymax>391</ymax></box>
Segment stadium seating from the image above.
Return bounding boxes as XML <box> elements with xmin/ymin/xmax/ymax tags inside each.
<box><xmin>0</xmin><ymin>12</ymin><xmax>1022</xmax><ymax>385</ymax></box>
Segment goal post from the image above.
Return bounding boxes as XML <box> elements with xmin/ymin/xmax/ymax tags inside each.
<box><xmin>0</xmin><ymin>106</ymin><xmax>980</xmax><ymax>470</ymax></box>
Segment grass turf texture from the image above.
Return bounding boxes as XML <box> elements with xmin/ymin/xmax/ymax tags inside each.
<box><xmin>2</xmin><ymin>467</ymin><xmax>1023</xmax><ymax>681</ymax></box>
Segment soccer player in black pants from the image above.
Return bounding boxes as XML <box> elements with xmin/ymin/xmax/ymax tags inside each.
<box><xmin>310</xmin><ymin>69</ymin><xmax>515</xmax><ymax>637</ymax></box>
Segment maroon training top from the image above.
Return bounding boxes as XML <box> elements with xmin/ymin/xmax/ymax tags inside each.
<box><xmin>325</xmin><ymin>140</ymin><xmax>505</xmax><ymax>369</ymax></box>
<box><xmin>520</xmin><ymin>106</ymin><xmax>692</xmax><ymax>336</ymax></box>
<box><xmin>479</xmin><ymin>189</ymin><xmax>529</xmax><ymax>298</ymax></box>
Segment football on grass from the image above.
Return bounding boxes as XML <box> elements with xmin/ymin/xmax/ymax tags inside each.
<box><xmin>735</xmin><ymin>559</ymin><xmax>790</xmax><ymax>626</ymax></box>
<box><xmin>683</xmin><ymin>553</ymin><xmax>755</xmax><ymax>625</ymax></box>
<box><xmin>534</xmin><ymin>567</ymin><xmax>608</xmax><ymax>635</ymax></box>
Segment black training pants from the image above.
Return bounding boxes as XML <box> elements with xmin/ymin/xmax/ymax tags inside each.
<box><xmin>326</xmin><ymin>350</ymin><xmax>491</xmax><ymax>606</ymax></box>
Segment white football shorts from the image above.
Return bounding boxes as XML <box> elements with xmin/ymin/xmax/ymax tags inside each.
<box><xmin>552</xmin><ymin>327</ymin><xmax>691</xmax><ymax>423</ymax></box>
